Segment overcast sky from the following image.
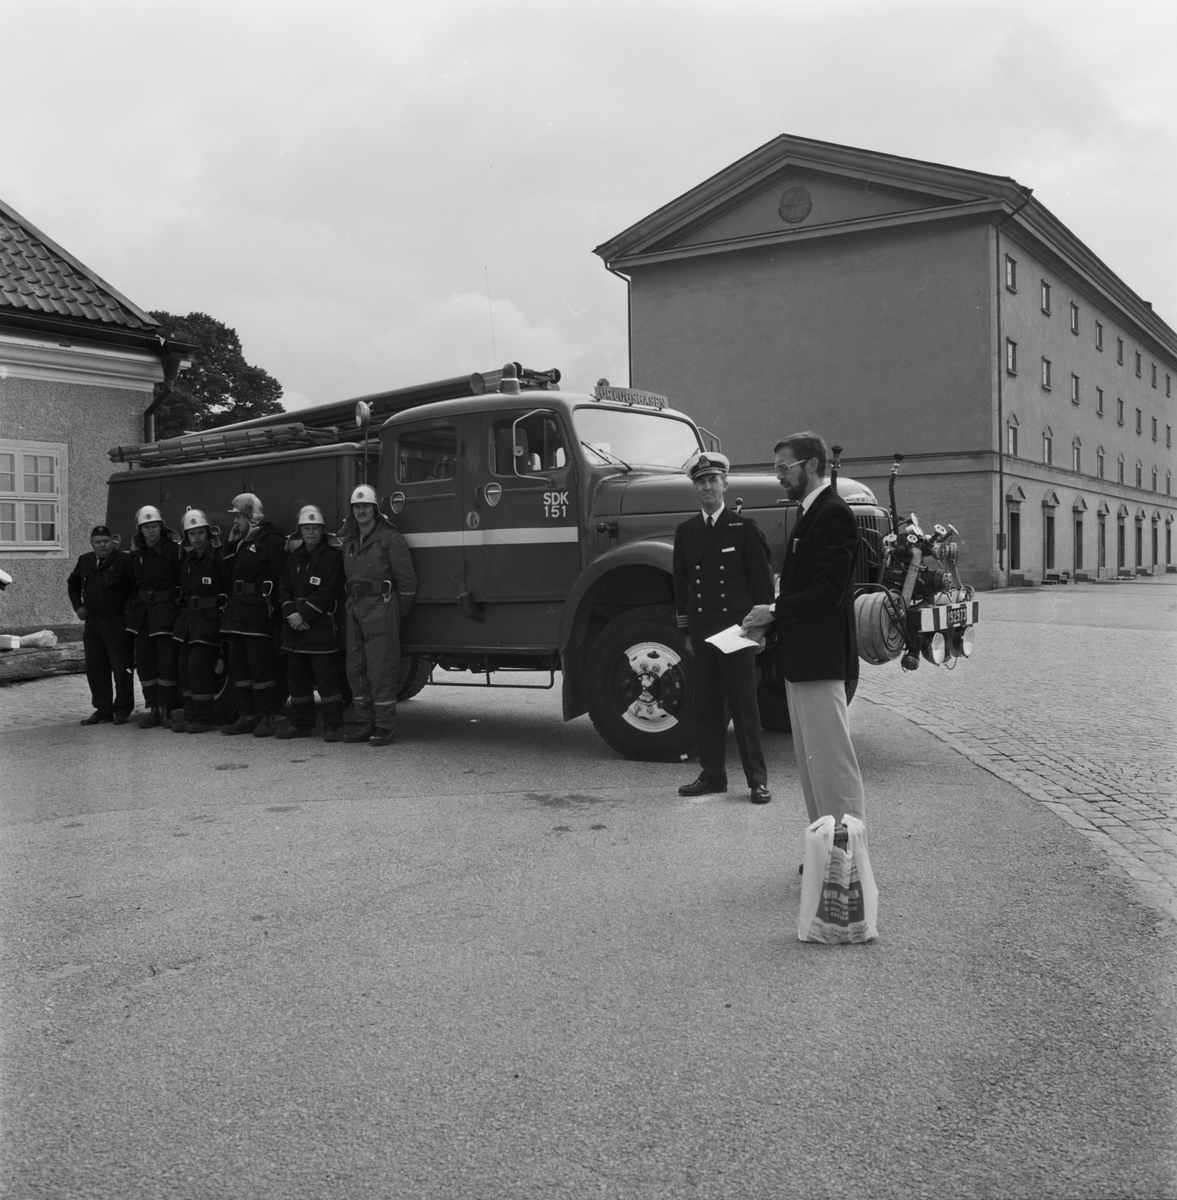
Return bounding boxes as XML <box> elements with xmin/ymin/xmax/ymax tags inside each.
<box><xmin>3</xmin><ymin>0</ymin><xmax>1174</xmax><ymax>411</ymax></box>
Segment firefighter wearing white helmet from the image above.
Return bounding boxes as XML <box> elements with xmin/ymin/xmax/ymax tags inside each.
<box><xmin>125</xmin><ymin>504</ymin><xmax>182</xmax><ymax>728</ymax></box>
<box><xmin>220</xmin><ymin>493</ymin><xmax>288</xmax><ymax>738</ymax></box>
<box><xmin>340</xmin><ymin>485</ymin><xmax>417</xmax><ymax>745</ymax></box>
<box><xmin>171</xmin><ymin>507</ymin><xmax>228</xmax><ymax>734</ymax></box>
<box><xmin>276</xmin><ymin>502</ymin><xmax>345</xmax><ymax>741</ymax></box>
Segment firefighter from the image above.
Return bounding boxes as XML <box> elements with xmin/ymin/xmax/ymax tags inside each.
<box><xmin>171</xmin><ymin>508</ymin><xmax>228</xmax><ymax>734</ymax></box>
<box><xmin>341</xmin><ymin>484</ymin><xmax>416</xmax><ymax>746</ymax></box>
<box><xmin>277</xmin><ymin>505</ymin><xmax>345</xmax><ymax>741</ymax></box>
<box><xmin>67</xmin><ymin>524</ymin><xmax>136</xmax><ymax>725</ymax></box>
<box><xmin>219</xmin><ymin>493</ymin><xmax>287</xmax><ymax>738</ymax></box>
<box><xmin>125</xmin><ymin>505</ymin><xmax>183</xmax><ymax>728</ymax></box>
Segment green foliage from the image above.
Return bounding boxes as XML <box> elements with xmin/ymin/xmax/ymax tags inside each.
<box><xmin>149</xmin><ymin>311</ymin><xmax>284</xmax><ymax>440</ymax></box>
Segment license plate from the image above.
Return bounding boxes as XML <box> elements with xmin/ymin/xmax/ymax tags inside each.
<box><xmin>947</xmin><ymin>604</ymin><xmax>968</xmax><ymax>627</ymax></box>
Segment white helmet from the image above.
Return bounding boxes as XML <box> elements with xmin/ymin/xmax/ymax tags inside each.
<box><xmin>230</xmin><ymin>493</ymin><xmax>264</xmax><ymax>523</ymax></box>
<box><xmin>181</xmin><ymin>507</ymin><xmax>210</xmax><ymax>533</ymax></box>
<box><xmin>296</xmin><ymin>505</ymin><xmax>326</xmax><ymax>526</ymax></box>
<box><xmin>135</xmin><ymin>505</ymin><xmax>163</xmax><ymax>527</ymax></box>
<box><xmin>350</xmin><ymin>484</ymin><xmax>378</xmax><ymax>506</ymax></box>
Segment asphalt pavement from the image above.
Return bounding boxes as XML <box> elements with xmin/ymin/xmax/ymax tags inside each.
<box><xmin>1</xmin><ymin>587</ymin><xmax>1174</xmax><ymax>1200</ymax></box>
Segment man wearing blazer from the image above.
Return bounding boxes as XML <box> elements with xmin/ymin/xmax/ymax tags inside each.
<box><xmin>743</xmin><ymin>431</ymin><xmax>866</xmax><ymax>823</ymax></box>
<box><xmin>673</xmin><ymin>452</ymin><xmax>776</xmax><ymax>804</ymax></box>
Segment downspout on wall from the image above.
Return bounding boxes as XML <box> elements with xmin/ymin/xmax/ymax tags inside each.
<box><xmin>142</xmin><ymin>348</ymin><xmax>191</xmax><ymax>444</ymax></box>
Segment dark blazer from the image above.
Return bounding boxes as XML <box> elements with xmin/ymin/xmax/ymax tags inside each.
<box><xmin>220</xmin><ymin>522</ymin><xmax>287</xmax><ymax>637</ymax></box>
<box><xmin>173</xmin><ymin>543</ymin><xmax>230</xmax><ymax>646</ymax></box>
<box><xmin>775</xmin><ymin>486</ymin><xmax>860</xmax><ymax>684</ymax></box>
<box><xmin>673</xmin><ymin>507</ymin><xmax>775</xmax><ymax>639</ymax></box>
<box><xmin>279</xmin><ymin>539</ymin><xmax>344</xmax><ymax>653</ymax></box>
<box><xmin>125</xmin><ymin>532</ymin><xmax>183</xmax><ymax>636</ymax></box>
<box><xmin>67</xmin><ymin>549</ymin><xmax>134</xmax><ymax>620</ymax></box>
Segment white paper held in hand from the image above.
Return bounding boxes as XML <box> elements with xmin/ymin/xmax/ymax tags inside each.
<box><xmin>703</xmin><ymin>624</ymin><xmax>763</xmax><ymax>654</ymax></box>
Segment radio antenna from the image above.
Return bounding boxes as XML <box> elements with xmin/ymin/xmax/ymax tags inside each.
<box><xmin>484</xmin><ymin>267</ymin><xmax>498</xmax><ymax>364</ymax></box>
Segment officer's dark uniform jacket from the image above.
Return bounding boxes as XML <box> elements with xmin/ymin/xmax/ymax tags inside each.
<box><xmin>279</xmin><ymin>538</ymin><xmax>344</xmax><ymax>653</ymax></box>
<box><xmin>125</xmin><ymin>531</ymin><xmax>183</xmax><ymax>635</ymax></box>
<box><xmin>173</xmin><ymin>542</ymin><xmax>228</xmax><ymax>646</ymax></box>
<box><xmin>68</xmin><ymin>549</ymin><xmax>134</xmax><ymax>619</ymax></box>
<box><xmin>220</xmin><ymin>521</ymin><xmax>286</xmax><ymax>637</ymax></box>
<box><xmin>673</xmin><ymin>507</ymin><xmax>775</xmax><ymax>639</ymax></box>
<box><xmin>774</xmin><ymin>485</ymin><xmax>860</xmax><ymax>685</ymax></box>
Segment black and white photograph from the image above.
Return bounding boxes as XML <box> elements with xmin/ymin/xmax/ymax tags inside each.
<box><xmin>1</xmin><ymin>1</ymin><xmax>1174</xmax><ymax>1196</ymax></box>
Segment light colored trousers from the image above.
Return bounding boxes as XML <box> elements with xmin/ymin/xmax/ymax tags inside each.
<box><xmin>784</xmin><ymin>678</ymin><xmax>866</xmax><ymax>823</ymax></box>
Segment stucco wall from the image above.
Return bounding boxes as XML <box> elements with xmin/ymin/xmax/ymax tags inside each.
<box><xmin>629</xmin><ymin>219</ymin><xmax>995</xmax><ymax>466</ymax></box>
<box><xmin>0</xmin><ymin>375</ymin><xmax>141</xmax><ymax>627</ymax></box>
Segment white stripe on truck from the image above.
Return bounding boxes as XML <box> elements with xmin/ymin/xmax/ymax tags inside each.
<box><xmin>404</xmin><ymin>527</ymin><xmax>579</xmax><ymax>549</ymax></box>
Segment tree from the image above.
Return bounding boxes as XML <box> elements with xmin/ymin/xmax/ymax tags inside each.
<box><xmin>148</xmin><ymin>311</ymin><xmax>285</xmax><ymax>440</ymax></box>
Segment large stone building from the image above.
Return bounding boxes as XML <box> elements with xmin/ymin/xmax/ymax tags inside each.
<box><xmin>594</xmin><ymin>135</ymin><xmax>1176</xmax><ymax>587</ymax></box>
<box><xmin>1</xmin><ymin>200</ymin><xmax>190</xmax><ymax>627</ymax></box>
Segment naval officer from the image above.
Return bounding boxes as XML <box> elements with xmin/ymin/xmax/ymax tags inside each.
<box><xmin>673</xmin><ymin>451</ymin><xmax>775</xmax><ymax>803</ymax></box>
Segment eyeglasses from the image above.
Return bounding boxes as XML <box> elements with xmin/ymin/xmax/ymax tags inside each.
<box><xmin>776</xmin><ymin>459</ymin><xmax>807</xmax><ymax>473</ymax></box>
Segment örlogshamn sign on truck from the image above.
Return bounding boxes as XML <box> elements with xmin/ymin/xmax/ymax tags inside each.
<box><xmin>106</xmin><ymin>364</ymin><xmax>977</xmax><ymax>760</ymax></box>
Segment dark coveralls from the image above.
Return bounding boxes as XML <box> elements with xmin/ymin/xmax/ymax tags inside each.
<box><xmin>67</xmin><ymin>548</ymin><xmax>135</xmax><ymax>719</ymax></box>
<box><xmin>125</xmin><ymin>532</ymin><xmax>183</xmax><ymax>715</ymax></box>
<box><xmin>342</xmin><ymin>519</ymin><xmax>417</xmax><ymax>733</ymax></box>
<box><xmin>220</xmin><ymin>522</ymin><xmax>286</xmax><ymax>717</ymax></box>
<box><xmin>279</xmin><ymin>538</ymin><xmax>345</xmax><ymax>732</ymax></box>
<box><xmin>673</xmin><ymin>506</ymin><xmax>775</xmax><ymax>788</ymax></box>
<box><xmin>173</xmin><ymin>543</ymin><xmax>229</xmax><ymax>725</ymax></box>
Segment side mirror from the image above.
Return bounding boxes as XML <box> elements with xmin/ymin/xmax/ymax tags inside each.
<box><xmin>355</xmin><ymin>401</ymin><xmax>371</xmax><ymax>432</ymax></box>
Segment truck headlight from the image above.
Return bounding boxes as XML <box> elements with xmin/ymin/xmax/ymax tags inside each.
<box><xmin>951</xmin><ymin>626</ymin><xmax>975</xmax><ymax>659</ymax></box>
<box><xmin>920</xmin><ymin>632</ymin><xmax>947</xmax><ymax>665</ymax></box>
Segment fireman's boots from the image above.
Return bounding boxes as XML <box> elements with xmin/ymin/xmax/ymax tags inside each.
<box><xmin>222</xmin><ymin>680</ymin><xmax>257</xmax><ymax>735</ymax></box>
<box><xmin>276</xmin><ymin>692</ymin><xmax>316</xmax><ymax>739</ymax></box>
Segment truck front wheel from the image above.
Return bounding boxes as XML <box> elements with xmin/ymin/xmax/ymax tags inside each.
<box><xmin>586</xmin><ymin>606</ymin><xmax>696</xmax><ymax>762</ymax></box>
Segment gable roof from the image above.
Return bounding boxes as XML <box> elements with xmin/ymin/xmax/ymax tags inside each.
<box><xmin>594</xmin><ymin>133</ymin><xmax>1176</xmax><ymax>356</ymax></box>
<box><xmin>0</xmin><ymin>198</ymin><xmax>160</xmax><ymax>335</ymax></box>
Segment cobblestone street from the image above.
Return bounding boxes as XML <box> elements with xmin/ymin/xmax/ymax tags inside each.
<box><xmin>858</xmin><ymin>575</ymin><xmax>1177</xmax><ymax>922</ymax></box>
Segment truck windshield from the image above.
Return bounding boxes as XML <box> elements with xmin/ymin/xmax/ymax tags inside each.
<box><xmin>573</xmin><ymin>407</ymin><xmax>702</xmax><ymax>469</ymax></box>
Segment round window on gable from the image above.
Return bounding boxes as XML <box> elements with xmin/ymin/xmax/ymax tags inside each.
<box><xmin>779</xmin><ymin>187</ymin><xmax>813</xmax><ymax>224</ymax></box>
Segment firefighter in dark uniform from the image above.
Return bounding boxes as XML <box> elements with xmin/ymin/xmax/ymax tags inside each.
<box><xmin>341</xmin><ymin>484</ymin><xmax>417</xmax><ymax>746</ymax></box>
<box><xmin>673</xmin><ymin>452</ymin><xmax>776</xmax><ymax>803</ymax></box>
<box><xmin>171</xmin><ymin>508</ymin><xmax>229</xmax><ymax>734</ymax></box>
<box><xmin>125</xmin><ymin>505</ymin><xmax>183</xmax><ymax>729</ymax></box>
<box><xmin>277</xmin><ymin>504</ymin><xmax>346</xmax><ymax>742</ymax></box>
<box><xmin>220</xmin><ymin>493</ymin><xmax>287</xmax><ymax>738</ymax></box>
<box><xmin>67</xmin><ymin>523</ymin><xmax>136</xmax><ymax>724</ymax></box>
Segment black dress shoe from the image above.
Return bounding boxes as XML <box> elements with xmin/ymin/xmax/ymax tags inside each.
<box><xmin>750</xmin><ymin>785</ymin><xmax>772</xmax><ymax>805</ymax></box>
<box><xmin>678</xmin><ymin>774</ymin><xmax>727</xmax><ymax>797</ymax></box>
<box><xmin>80</xmin><ymin>712</ymin><xmax>113</xmax><ymax>726</ymax></box>
<box><xmin>112</xmin><ymin>714</ymin><xmax>130</xmax><ymax>726</ymax></box>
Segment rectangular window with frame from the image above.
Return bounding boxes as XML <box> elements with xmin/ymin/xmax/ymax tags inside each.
<box><xmin>1043</xmin><ymin>433</ymin><xmax>1053</xmax><ymax>465</ymax></box>
<box><xmin>1096</xmin><ymin>387</ymin><xmax>1104</xmax><ymax>416</ymax></box>
<box><xmin>1117</xmin><ymin>398</ymin><xmax>1124</xmax><ymax>425</ymax></box>
<box><xmin>1117</xmin><ymin>337</ymin><xmax>1124</xmax><ymax>364</ymax></box>
<box><xmin>1151</xmin><ymin>363</ymin><xmax>1157</xmax><ymax>388</ymax></box>
<box><xmin>0</xmin><ymin>443</ymin><xmax>65</xmax><ymax>552</ymax></box>
<box><xmin>1004</xmin><ymin>255</ymin><xmax>1017</xmax><ymax>291</ymax></box>
<box><xmin>1136</xmin><ymin>408</ymin><xmax>1142</xmax><ymax>434</ymax></box>
<box><xmin>1070</xmin><ymin>302</ymin><xmax>1079</xmax><ymax>334</ymax></box>
<box><xmin>1167</xmin><ymin>374</ymin><xmax>1171</xmax><ymax>398</ymax></box>
<box><xmin>1041</xmin><ymin>358</ymin><xmax>1052</xmax><ymax>390</ymax></box>
<box><xmin>1097</xmin><ymin>450</ymin><xmax>1105</xmax><ymax>479</ymax></box>
<box><xmin>1168</xmin><ymin>425</ymin><xmax>1172</xmax><ymax>448</ymax></box>
<box><xmin>1005</xmin><ymin>339</ymin><xmax>1017</xmax><ymax>374</ymax></box>
<box><xmin>1136</xmin><ymin>461</ymin><xmax>1143</xmax><ymax>488</ymax></box>
<box><xmin>1152</xmin><ymin>417</ymin><xmax>1158</xmax><ymax>441</ymax></box>
<box><xmin>1007</xmin><ymin>424</ymin><xmax>1018</xmax><ymax>457</ymax></box>
<box><xmin>1135</xmin><ymin>351</ymin><xmax>1142</xmax><ymax>377</ymax></box>
<box><xmin>1095</xmin><ymin>321</ymin><xmax>1103</xmax><ymax>350</ymax></box>
<box><xmin>1040</xmin><ymin>281</ymin><xmax>1051</xmax><ymax>314</ymax></box>
<box><xmin>1072</xmin><ymin>444</ymin><xmax>1081</xmax><ymax>473</ymax></box>
<box><xmin>396</xmin><ymin>426</ymin><xmax>459</xmax><ymax>483</ymax></box>
<box><xmin>1071</xmin><ymin>374</ymin><xmax>1080</xmax><ymax>404</ymax></box>
<box><xmin>1117</xmin><ymin>458</ymin><xmax>1125</xmax><ymax>484</ymax></box>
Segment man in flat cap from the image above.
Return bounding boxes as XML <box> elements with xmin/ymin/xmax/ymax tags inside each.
<box><xmin>673</xmin><ymin>452</ymin><xmax>775</xmax><ymax>803</ymax></box>
<box><xmin>68</xmin><ymin>524</ymin><xmax>135</xmax><ymax>725</ymax></box>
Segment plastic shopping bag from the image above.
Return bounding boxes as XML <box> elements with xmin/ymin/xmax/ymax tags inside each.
<box><xmin>798</xmin><ymin>814</ymin><xmax>878</xmax><ymax>944</ymax></box>
<box><xmin>19</xmin><ymin>630</ymin><xmax>58</xmax><ymax>648</ymax></box>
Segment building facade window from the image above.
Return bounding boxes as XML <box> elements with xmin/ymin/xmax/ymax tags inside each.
<box><xmin>1096</xmin><ymin>448</ymin><xmax>1105</xmax><ymax>479</ymax></box>
<box><xmin>1168</xmin><ymin>425</ymin><xmax>1173</xmax><ymax>448</ymax></box>
<box><xmin>1153</xmin><ymin>521</ymin><xmax>1159</xmax><ymax>567</ymax></box>
<box><xmin>1136</xmin><ymin>408</ymin><xmax>1142</xmax><ymax>434</ymax></box>
<box><xmin>1167</xmin><ymin>374</ymin><xmax>1172</xmax><ymax>398</ymax></box>
<box><xmin>1151</xmin><ymin>363</ymin><xmax>1157</xmax><ymax>388</ymax></box>
<box><xmin>1005</xmin><ymin>255</ymin><xmax>1017</xmax><ymax>291</ymax></box>
<box><xmin>1152</xmin><ymin>466</ymin><xmax>1158</xmax><ymax>492</ymax></box>
<box><xmin>1117</xmin><ymin>398</ymin><xmax>1125</xmax><ymax>425</ymax></box>
<box><xmin>1135</xmin><ymin>351</ymin><xmax>1142</xmax><ymax>377</ymax></box>
<box><xmin>1008</xmin><ymin>511</ymin><xmax>1021</xmax><ymax>571</ymax></box>
<box><xmin>1007</xmin><ymin>421</ymin><xmax>1019</xmax><ymax>457</ymax></box>
<box><xmin>1135</xmin><ymin>461</ymin><xmax>1143</xmax><ymax>488</ymax></box>
<box><xmin>1074</xmin><ymin>515</ymin><xmax>1083</xmax><ymax>572</ymax></box>
<box><xmin>1042</xmin><ymin>358</ymin><xmax>1052</xmax><ymax>390</ymax></box>
<box><xmin>1098</xmin><ymin>514</ymin><xmax>1106</xmax><ymax>569</ymax></box>
<box><xmin>1117</xmin><ymin>515</ymin><xmax>1125</xmax><ymax>571</ymax></box>
<box><xmin>0</xmin><ymin>443</ymin><xmax>65</xmax><ymax>552</ymax></box>
<box><xmin>1117</xmin><ymin>455</ymin><xmax>1125</xmax><ymax>484</ymax></box>
<box><xmin>1152</xmin><ymin>417</ymin><xmax>1158</xmax><ymax>441</ymax></box>
<box><xmin>1005</xmin><ymin>339</ymin><xmax>1017</xmax><ymax>374</ymax></box>
<box><xmin>1043</xmin><ymin>429</ymin><xmax>1053</xmax><ymax>465</ymax></box>
<box><xmin>1071</xmin><ymin>374</ymin><xmax>1080</xmax><ymax>404</ymax></box>
<box><xmin>1168</xmin><ymin>471</ymin><xmax>1172</xmax><ymax>497</ymax></box>
<box><xmin>1072</xmin><ymin>441</ymin><xmax>1081</xmax><ymax>473</ymax></box>
<box><xmin>1095</xmin><ymin>321</ymin><xmax>1104</xmax><ymax>350</ymax></box>
<box><xmin>1117</xmin><ymin>337</ymin><xmax>1124</xmax><ymax>364</ymax></box>
<box><xmin>1044</xmin><ymin>509</ymin><xmax>1056</xmax><ymax>571</ymax></box>
<box><xmin>1096</xmin><ymin>387</ymin><xmax>1104</xmax><ymax>416</ymax></box>
<box><xmin>1040</xmin><ymin>281</ymin><xmax>1051</xmax><ymax>314</ymax></box>
<box><xmin>1070</xmin><ymin>302</ymin><xmax>1079</xmax><ymax>334</ymax></box>
<box><xmin>1136</xmin><ymin>519</ymin><xmax>1143</xmax><ymax>568</ymax></box>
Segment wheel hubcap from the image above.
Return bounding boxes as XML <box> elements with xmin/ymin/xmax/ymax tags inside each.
<box><xmin>615</xmin><ymin>641</ymin><xmax>686</xmax><ymax>733</ymax></box>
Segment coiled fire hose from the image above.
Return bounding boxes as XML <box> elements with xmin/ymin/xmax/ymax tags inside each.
<box><xmin>854</xmin><ymin>589</ymin><xmax>907</xmax><ymax>665</ymax></box>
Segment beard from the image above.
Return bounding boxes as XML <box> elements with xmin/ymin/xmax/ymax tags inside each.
<box><xmin>783</xmin><ymin>465</ymin><xmax>811</xmax><ymax>501</ymax></box>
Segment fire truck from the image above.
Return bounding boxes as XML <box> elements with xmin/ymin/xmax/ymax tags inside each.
<box><xmin>105</xmin><ymin>364</ymin><xmax>977</xmax><ymax>760</ymax></box>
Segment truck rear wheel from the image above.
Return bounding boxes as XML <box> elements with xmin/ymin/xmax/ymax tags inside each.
<box><xmin>586</xmin><ymin>606</ymin><xmax>696</xmax><ymax>762</ymax></box>
<box><xmin>397</xmin><ymin>654</ymin><xmax>432</xmax><ymax>701</ymax></box>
